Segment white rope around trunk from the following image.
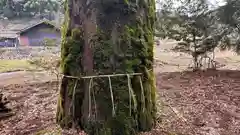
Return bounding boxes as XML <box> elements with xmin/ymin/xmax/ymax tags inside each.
<box><xmin>139</xmin><ymin>77</ymin><xmax>146</xmax><ymax>113</ymax></box>
<box><xmin>88</xmin><ymin>78</ymin><xmax>93</xmax><ymax>118</ymax></box>
<box><xmin>127</xmin><ymin>74</ymin><xmax>132</xmax><ymax>116</ymax></box>
<box><xmin>108</xmin><ymin>76</ymin><xmax>116</xmax><ymax>117</ymax></box>
<box><xmin>62</xmin><ymin>71</ymin><xmax>151</xmax><ymax>117</ymax></box>
<box><xmin>72</xmin><ymin>79</ymin><xmax>78</xmax><ymax>120</ymax></box>
<box><xmin>62</xmin><ymin>72</ymin><xmax>142</xmax><ymax>80</ymax></box>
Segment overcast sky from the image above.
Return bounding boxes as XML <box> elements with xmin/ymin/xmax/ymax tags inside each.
<box><xmin>156</xmin><ymin>0</ymin><xmax>226</xmax><ymax>9</ymax></box>
<box><xmin>208</xmin><ymin>0</ymin><xmax>226</xmax><ymax>6</ymax></box>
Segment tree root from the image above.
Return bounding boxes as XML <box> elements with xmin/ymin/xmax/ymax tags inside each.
<box><xmin>0</xmin><ymin>112</ymin><xmax>15</xmax><ymax>119</ymax></box>
<box><xmin>0</xmin><ymin>92</ymin><xmax>13</xmax><ymax>120</ymax></box>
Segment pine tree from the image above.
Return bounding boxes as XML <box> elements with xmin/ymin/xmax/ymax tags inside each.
<box><xmin>156</xmin><ymin>0</ymin><xmax>224</xmax><ymax>70</ymax></box>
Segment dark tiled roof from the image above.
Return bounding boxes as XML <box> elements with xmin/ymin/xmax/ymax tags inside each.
<box><xmin>0</xmin><ymin>31</ymin><xmax>18</xmax><ymax>39</ymax></box>
<box><xmin>18</xmin><ymin>19</ymin><xmax>60</xmax><ymax>34</ymax></box>
<box><xmin>0</xmin><ymin>19</ymin><xmax>59</xmax><ymax>38</ymax></box>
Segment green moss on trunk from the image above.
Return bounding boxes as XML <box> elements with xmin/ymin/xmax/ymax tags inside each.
<box><xmin>56</xmin><ymin>0</ymin><xmax>157</xmax><ymax>134</ymax></box>
<box><xmin>57</xmin><ymin>27</ymin><xmax>85</xmax><ymax>127</ymax></box>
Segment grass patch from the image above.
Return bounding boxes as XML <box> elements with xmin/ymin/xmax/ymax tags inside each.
<box><xmin>35</xmin><ymin>129</ymin><xmax>61</xmax><ymax>135</ymax></box>
<box><xmin>0</xmin><ymin>60</ymin><xmax>36</xmax><ymax>73</ymax></box>
<box><xmin>35</xmin><ymin>127</ymin><xmax>62</xmax><ymax>135</ymax></box>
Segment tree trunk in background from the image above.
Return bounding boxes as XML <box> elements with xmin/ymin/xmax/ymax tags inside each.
<box><xmin>56</xmin><ymin>0</ymin><xmax>157</xmax><ymax>135</ymax></box>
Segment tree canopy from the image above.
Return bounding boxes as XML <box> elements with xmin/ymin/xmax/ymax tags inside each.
<box><xmin>0</xmin><ymin>0</ymin><xmax>63</xmax><ymax>19</ymax></box>
<box><xmin>156</xmin><ymin>0</ymin><xmax>240</xmax><ymax>69</ymax></box>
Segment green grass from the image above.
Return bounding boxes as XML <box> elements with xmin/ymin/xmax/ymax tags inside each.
<box><xmin>35</xmin><ymin>127</ymin><xmax>62</xmax><ymax>135</ymax></box>
<box><xmin>35</xmin><ymin>130</ymin><xmax>61</xmax><ymax>135</ymax></box>
<box><xmin>0</xmin><ymin>60</ymin><xmax>36</xmax><ymax>73</ymax></box>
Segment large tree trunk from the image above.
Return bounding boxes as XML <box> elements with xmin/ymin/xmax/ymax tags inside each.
<box><xmin>56</xmin><ymin>0</ymin><xmax>157</xmax><ymax>135</ymax></box>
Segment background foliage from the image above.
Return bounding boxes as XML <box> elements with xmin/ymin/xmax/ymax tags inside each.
<box><xmin>155</xmin><ymin>0</ymin><xmax>240</xmax><ymax>69</ymax></box>
<box><xmin>0</xmin><ymin>0</ymin><xmax>63</xmax><ymax>19</ymax></box>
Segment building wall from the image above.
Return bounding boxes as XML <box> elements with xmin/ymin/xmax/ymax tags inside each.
<box><xmin>0</xmin><ymin>38</ymin><xmax>17</xmax><ymax>47</ymax></box>
<box><xmin>19</xmin><ymin>23</ymin><xmax>61</xmax><ymax>46</ymax></box>
<box><xmin>19</xmin><ymin>36</ymin><xmax>29</xmax><ymax>46</ymax></box>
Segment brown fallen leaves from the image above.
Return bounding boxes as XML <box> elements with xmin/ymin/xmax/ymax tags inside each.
<box><xmin>157</xmin><ymin>70</ymin><xmax>240</xmax><ymax>135</ymax></box>
<box><xmin>0</xmin><ymin>82</ymin><xmax>58</xmax><ymax>135</ymax></box>
<box><xmin>0</xmin><ymin>69</ymin><xmax>240</xmax><ymax>135</ymax></box>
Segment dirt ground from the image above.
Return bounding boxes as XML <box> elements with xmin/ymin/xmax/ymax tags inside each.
<box><xmin>157</xmin><ymin>70</ymin><xmax>240</xmax><ymax>135</ymax></box>
<box><xmin>0</xmin><ymin>82</ymin><xmax>58</xmax><ymax>135</ymax></box>
<box><xmin>0</xmin><ymin>42</ymin><xmax>240</xmax><ymax>135</ymax></box>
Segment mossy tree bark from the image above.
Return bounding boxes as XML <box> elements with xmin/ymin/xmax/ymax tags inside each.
<box><xmin>56</xmin><ymin>0</ymin><xmax>157</xmax><ymax>135</ymax></box>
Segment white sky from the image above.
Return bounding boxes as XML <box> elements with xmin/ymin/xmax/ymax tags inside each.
<box><xmin>208</xmin><ymin>0</ymin><xmax>227</xmax><ymax>7</ymax></box>
<box><xmin>156</xmin><ymin>0</ymin><xmax>227</xmax><ymax>10</ymax></box>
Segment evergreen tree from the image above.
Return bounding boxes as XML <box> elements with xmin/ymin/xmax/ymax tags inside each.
<box><xmin>56</xmin><ymin>0</ymin><xmax>157</xmax><ymax>135</ymax></box>
<box><xmin>0</xmin><ymin>0</ymin><xmax>63</xmax><ymax>19</ymax></box>
<box><xmin>156</xmin><ymin>0</ymin><xmax>226</xmax><ymax>69</ymax></box>
<box><xmin>215</xmin><ymin>0</ymin><xmax>240</xmax><ymax>52</ymax></box>
<box><xmin>3</xmin><ymin>0</ymin><xmax>15</xmax><ymax>18</ymax></box>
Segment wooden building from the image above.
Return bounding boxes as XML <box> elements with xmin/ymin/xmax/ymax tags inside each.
<box><xmin>0</xmin><ymin>20</ymin><xmax>61</xmax><ymax>47</ymax></box>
